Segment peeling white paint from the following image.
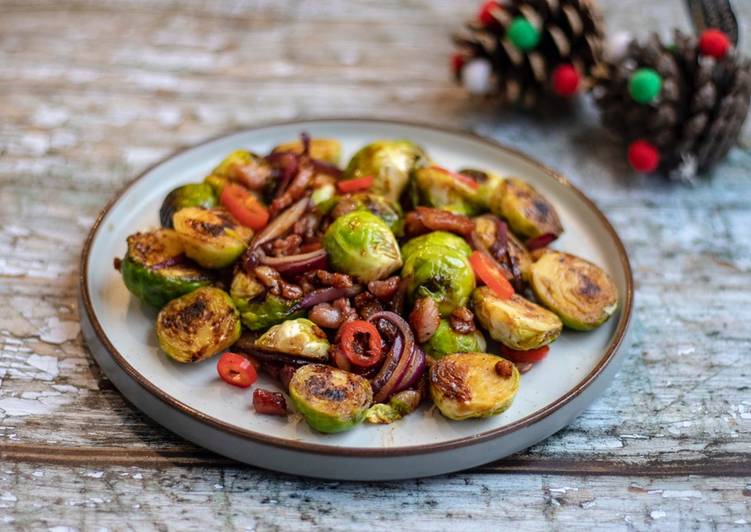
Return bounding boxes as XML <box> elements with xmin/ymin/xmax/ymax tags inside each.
<box><xmin>26</xmin><ymin>354</ymin><xmax>59</xmax><ymax>379</ymax></box>
<box><xmin>32</xmin><ymin>107</ymin><xmax>69</xmax><ymax>128</ymax></box>
<box><xmin>650</xmin><ymin>510</ymin><xmax>666</xmax><ymax>519</ymax></box>
<box><xmin>0</xmin><ymin>492</ymin><xmax>17</xmax><ymax>502</ymax></box>
<box><xmin>85</xmin><ymin>471</ymin><xmax>104</xmax><ymax>479</ymax></box>
<box><xmin>661</xmin><ymin>490</ymin><xmax>703</xmax><ymax>499</ymax></box>
<box><xmin>0</xmin><ymin>398</ymin><xmax>57</xmax><ymax>416</ymax></box>
<box><xmin>39</xmin><ymin>318</ymin><xmax>80</xmax><ymax>344</ymax></box>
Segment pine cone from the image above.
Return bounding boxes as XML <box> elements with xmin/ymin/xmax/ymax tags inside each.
<box><xmin>593</xmin><ymin>29</ymin><xmax>751</xmax><ymax>181</ymax></box>
<box><xmin>452</xmin><ymin>0</ymin><xmax>605</xmax><ymax>107</ymax></box>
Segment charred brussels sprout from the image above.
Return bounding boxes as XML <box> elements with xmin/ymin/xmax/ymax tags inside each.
<box><xmin>473</xmin><ymin>287</ymin><xmax>562</xmax><ymax>350</ymax></box>
<box><xmin>345</xmin><ymin>193</ymin><xmax>403</xmax><ymax>234</ymax></box>
<box><xmin>401</xmin><ymin>231</ymin><xmax>471</xmax><ymax>261</ymax></box>
<box><xmin>289</xmin><ymin>364</ymin><xmax>373</xmax><ymax>433</ymax></box>
<box><xmin>229</xmin><ymin>271</ymin><xmax>264</xmax><ymax>313</ymax></box>
<box><xmin>473</xmin><ymin>215</ymin><xmax>533</xmax><ymax>281</ymax></box>
<box><xmin>119</xmin><ymin>229</ymin><xmax>212</xmax><ymax>308</ymax></box>
<box><xmin>254</xmin><ymin>318</ymin><xmax>330</xmax><ymax>361</ymax></box>
<box><xmin>401</xmin><ymin>232</ymin><xmax>475</xmax><ymax>315</ymax></box>
<box><xmin>239</xmin><ymin>294</ymin><xmax>304</xmax><ymax>331</ymax></box>
<box><xmin>271</xmin><ymin>138</ymin><xmax>342</xmax><ymax>165</ymax></box>
<box><xmin>429</xmin><ymin>352</ymin><xmax>520</xmax><ymax>420</ymax></box>
<box><xmin>172</xmin><ymin>207</ymin><xmax>253</xmax><ymax>269</ymax></box>
<box><xmin>458</xmin><ymin>168</ymin><xmax>504</xmax><ymax>209</ymax></box>
<box><xmin>159</xmin><ymin>183</ymin><xmax>217</xmax><ymax>228</ymax></box>
<box><xmin>323</xmin><ymin>210</ymin><xmax>402</xmax><ymax>282</ymax></box>
<box><xmin>156</xmin><ymin>287</ymin><xmax>241</xmax><ymax>363</ymax></box>
<box><xmin>342</xmin><ymin>140</ymin><xmax>428</xmax><ymax>201</ymax></box>
<box><xmin>490</xmin><ymin>178</ymin><xmax>563</xmax><ymax>239</ymax></box>
<box><xmin>423</xmin><ymin>319</ymin><xmax>486</xmax><ymax>359</ymax></box>
<box><xmin>413</xmin><ymin>166</ymin><xmax>483</xmax><ymax>216</ymax></box>
<box><xmin>530</xmin><ymin>251</ymin><xmax>618</xmax><ymax>330</ymax></box>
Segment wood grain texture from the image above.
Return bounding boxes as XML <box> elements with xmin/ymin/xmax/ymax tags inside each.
<box><xmin>1</xmin><ymin>0</ymin><xmax>750</xmax><ymax>529</ymax></box>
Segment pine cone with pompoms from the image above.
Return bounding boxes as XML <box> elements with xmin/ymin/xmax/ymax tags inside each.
<box><xmin>593</xmin><ymin>29</ymin><xmax>751</xmax><ymax>181</ymax></box>
<box><xmin>452</xmin><ymin>0</ymin><xmax>605</xmax><ymax>107</ymax></box>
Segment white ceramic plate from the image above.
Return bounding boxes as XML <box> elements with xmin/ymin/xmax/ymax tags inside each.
<box><xmin>80</xmin><ymin>118</ymin><xmax>633</xmax><ymax>480</ymax></box>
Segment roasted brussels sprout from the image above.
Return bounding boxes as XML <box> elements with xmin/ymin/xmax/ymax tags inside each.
<box><xmin>172</xmin><ymin>207</ymin><xmax>253</xmax><ymax>269</ymax></box>
<box><xmin>490</xmin><ymin>178</ymin><xmax>563</xmax><ymax>239</ymax></box>
<box><xmin>120</xmin><ymin>229</ymin><xmax>213</xmax><ymax>308</ymax></box>
<box><xmin>400</xmin><ymin>231</ymin><xmax>472</xmax><ymax>261</ymax></box>
<box><xmin>429</xmin><ymin>352</ymin><xmax>519</xmax><ymax>420</ymax></box>
<box><xmin>229</xmin><ymin>271</ymin><xmax>264</xmax><ymax>313</ymax></box>
<box><xmin>530</xmin><ymin>251</ymin><xmax>618</xmax><ymax>330</ymax></box>
<box><xmin>271</xmin><ymin>138</ymin><xmax>342</xmax><ymax>165</ymax></box>
<box><xmin>254</xmin><ymin>318</ymin><xmax>330</xmax><ymax>361</ymax></box>
<box><xmin>332</xmin><ymin>193</ymin><xmax>404</xmax><ymax>234</ymax></box>
<box><xmin>364</xmin><ymin>389</ymin><xmax>422</xmax><ymax>424</ymax></box>
<box><xmin>473</xmin><ymin>215</ymin><xmax>533</xmax><ymax>281</ymax></box>
<box><xmin>401</xmin><ymin>232</ymin><xmax>475</xmax><ymax>315</ymax></box>
<box><xmin>159</xmin><ymin>183</ymin><xmax>217</xmax><ymax>228</ymax></box>
<box><xmin>289</xmin><ymin>364</ymin><xmax>373</xmax><ymax>433</ymax></box>
<box><xmin>342</xmin><ymin>140</ymin><xmax>428</xmax><ymax>201</ymax></box>
<box><xmin>239</xmin><ymin>294</ymin><xmax>304</xmax><ymax>331</ymax></box>
<box><xmin>412</xmin><ymin>166</ymin><xmax>483</xmax><ymax>216</ymax></box>
<box><xmin>203</xmin><ymin>150</ymin><xmax>257</xmax><ymax>194</ymax></box>
<box><xmin>473</xmin><ymin>287</ymin><xmax>562</xmax><ymax>350</ymax></box>
<box><xmin>156</xmin><ymin>287</ymin><xmax>241</xmax><ymax>363</ymax></box>
<box><xmin>423</xmin><ymin>319</ymin><xmax>486</xmax><ymax>359</ymax></box>
<box><xmin>458</xmin><ymin>168</ymin><xmax>504</xmax><ymax>209</ymax></box>
<box><xmin>323</xmin><ymin>210</ymin><xmax>402</xmax><ymax>282</ymax></box>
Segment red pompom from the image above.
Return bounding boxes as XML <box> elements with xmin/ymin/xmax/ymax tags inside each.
<box><xmin>551</xmin><ymin>64</ymin><xmax>580</xmax><ymax>96</ymax></box>
<box><xmin>451</xmin><ymin>53</ymin><xmax>466</xmax><ymax>76</ymax></box>
<box><xmin>699</xmin><ymin>29</ymin><xmax>731</xmax><ymax>59</ymax></box>
<box><xmin>627</xmin><ymin>140</ymin><xmax>660</xmax><ymax>172</ymax></box>
<box><xmin>478</xmin><ymin>0</ymin><xmax>501</xmax><ymax>27</ymax></box>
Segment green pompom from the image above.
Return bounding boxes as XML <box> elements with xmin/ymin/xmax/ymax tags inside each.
<box><xmin>507</xmin><ymin>17</ymin><xmax>540</xmax><ymax>51</ymax></box>
<box><xmin>629</xmin><ymin>68</ymin><xmax>663</xmax><ymax>104</ymax></box>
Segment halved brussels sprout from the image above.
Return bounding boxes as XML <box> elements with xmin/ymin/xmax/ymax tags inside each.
<box><xmin>423</xmin><ymin>319</ymin><xmax>486</xmax><ymax>359</ymax></box>
<box><xmin>458</xmin><ymin>168</ymin><xmax>504</xmax><ymax>209</ymax></box>
<box><xmin>229</xmin><ymin>271</ymin><xmax>264</xmax><ymax>313</ymax></box>
<box><xmin>203</xmin><ymin>150</ymin><xmax>258</xmax><ymax>194</ymax></box>
<box><xmin>159</xmin><ymin>183</ymin><xmax>217</xmax><ymax>228</ymax></box>
<box><xmin>401</xmin><ymin>231</ymin><xmax>472</xmax><ymax>261</ymax></box>
<box><xmin>364</xmin><ymin>389</ymin><xmax>422</xmax><ymax>424</ymax></box>
<box><xmin>289</xmin><ymin>364</ymin><xmax>373</xmax><ymax>433</ymax></box>
<box><xmin>473</xmin><ymin>215</ymin><xmax>533</xmax><ymax>281</ymax></box>
<box><xmin>271</xmin><ymin>138</ymin><xmax>342</xmax><ymax>165</ymax></box>
<box><xmin>172</xmin><ymin>207</ymin><xmax>253</xmax><ymax>269</ymax></box>
<box><xmin>254</xmin><ymin>318</ymin><xmax>330</xmax><ymax>361</ymax></box>
<box><xmin>239</xmin><ymin>294</ymin><xmax>304</xmax><ymax>331</ymax></box>
<box><xmin>473</xmin><ymin>287</ymin><xmax>562</xmax><ymax>350</ymax></box>
<box><xmin>342</xmin><ymin>140</ymin><xmax>428</xmax><ymax>201</ymax></box>
<box><xmin>429</xmin><ymin>352</ymin><xmax>520</xmax><ymax>420</ymax></box>
<box><xmin>413</xmin><ymin>166</ymin><xmax>483</xmax><ymax>216</ymax></box>
<box><xmin>323</xmin><ymin>210</ymin><xmax>402</xmax><ymax>282</ymax></box>
<box><xmin>401</xmin><ymin>233</ymin><xmax>475</xmax><ymax>315</ymax></box>
<box><xmin>530</xmin><ymin>251</ymin><xmax>618</xmax><ymax>330</ymax></box>
<box><xmin>120</xmin><ymin>229</ymin><xmax>213</xmax><ymax>308</ymax></box>
<box><xmin>490</xmin><ymin>178</ymin><xmax>563</xmax><ymax>239</ymax></box>
<box><xmin>156</xmin><ymin>287</ymin><xmax>241</xmax><ymax>363</ymax></box>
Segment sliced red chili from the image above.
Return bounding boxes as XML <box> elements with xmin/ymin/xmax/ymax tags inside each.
<box><xmin>253</xmin><ymin>388</ymin><xmax>287</xmax><ymax>416</ymax></box>
<box><xmin>220</xmin><ymin>183</ymin><xmax>270</xmax><ymax>230</ymax></box>
<box><xmin>337</xmin><ymin>175</ymin><xmax>373</xmax><ymax>193</ymax></box>
<box><xmin>217</xmin><ymin>353</ymin><xmax>258</xmax><ymax>388</ymax></box>
<box><xmin>498</xmin><ymin>345</ymin><xmax>550</xmax><ymax>363</ymax></box>
<box><xmin>469</xmin><ymin>250</ymin><xmax>515</xmax><ymax>299</ymax></box>
<box><xmin>338</xmin><ymin>319</ymin><xmax>383</xmax><ymax>368</ymax></box>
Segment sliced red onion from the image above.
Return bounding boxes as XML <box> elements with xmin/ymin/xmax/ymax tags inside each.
<box><xmin>294</xmin><ymin>285</ymin><xmax>363</xmax><ymax>311</ymax></box>
<box><xmin>525</xmin><ymin>232</ymin><xmax>558</xmax><ymax>251</ymax></box>
<box><xmin>251</xmin><ymin>197</ymin><xmax>308</xmax><ymax>249</ymax></box>
<box><xmin>489</xmin><ymin>218</ymin><xmax>508</xmax><ymax>258</ymax></box>
<box><xmin>260</xmin><ymin>248</ymin><xmax>328</xmax><ymax>275</ymax></box>
<box><xmin>392</xmin><ymin>345</ymin><xmax>426</xmax><ymax>393</ymax></box>
<box><xmin>311</xmin><ymin>158</ymin><xmax>342</xmax><ymax>178</ymax></box>
<box><xmin>367</xmin><ymin>311</ymin><xmax>416</xmax><ymax>403</ymax></box>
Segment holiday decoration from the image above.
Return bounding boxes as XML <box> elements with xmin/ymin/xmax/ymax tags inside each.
<box><xmin>594</xmin><ymin>29</ymin><xmax>751</xmax><ymax>180</ymax></box>
<box><xmin>452</xmin><ymin>0</ymin><xmax>605</xmax><ymax>107</ymax></box>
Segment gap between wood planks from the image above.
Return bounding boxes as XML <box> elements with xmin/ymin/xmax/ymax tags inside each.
<box><xmin>1</xmin><ymin>443</ymin><xmax>748</xmax><ymax>477</ymax></box>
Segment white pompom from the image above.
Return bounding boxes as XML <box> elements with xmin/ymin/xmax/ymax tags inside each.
<box><xmin>462</xmin><ymin>58</ymin><xmax>493</xmax><ymax>95</ymax></box>
<box><xmin>606</xmin><ymin>31</ymin><xmax>632</xmax><ymax>62</ymax></box>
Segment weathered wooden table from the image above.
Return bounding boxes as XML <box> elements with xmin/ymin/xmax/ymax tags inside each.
<box><xmin>1</xmin><ymin>0</ymin><xmax>750</xmax><ymax>529</ymax></box>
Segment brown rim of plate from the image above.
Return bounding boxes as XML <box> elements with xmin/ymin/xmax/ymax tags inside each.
<box><xmin>79</xmin><ymin>117</ymin><xmax>634</xmax><ymax>458</ymax></box>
